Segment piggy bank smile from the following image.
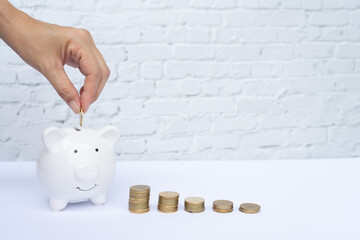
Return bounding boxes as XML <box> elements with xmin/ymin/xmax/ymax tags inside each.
<box><xmin>76</xmin><ymin>184</ymin><xmax>99</xmax><ymax>191</ymax></box>
<box><xmin>37</xmin><ymin>126</ymin><xmax>120</xmax><ymax>211</ymax></box>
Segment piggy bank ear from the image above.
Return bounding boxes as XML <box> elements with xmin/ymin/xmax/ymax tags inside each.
<box><xmin>98</xmin><ymin>126</ymin><xmax>120</xmax><ymax>144</ymax></box>
<box><xmin>42</xmin><ymin>127</ymin><xmax>66</xmax><ymax>152</ymax></box>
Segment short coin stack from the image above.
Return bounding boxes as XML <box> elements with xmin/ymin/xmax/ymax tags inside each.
<box><xmin>128</xmin><ymin>185</ymin><xmax>150</xmax><ymax>214</ymax></box>
<box><xmin>158</xmin><ymin>191</ymin><xmax>179</xmax><ymax>213</ymax></box>
<box><xmin>213</xmin><ymin>200</ymin><xmax>233</xmax><ymax>213</ymax></box>
<box><xmin>184</xmin><ymin>197</ymin><xmax>205</xmax><ymax>213</ymax></box>
<box><xmin>239</xmin><ymin>203</ymin><xmax>261</xmax><ymax>214</ymax></box>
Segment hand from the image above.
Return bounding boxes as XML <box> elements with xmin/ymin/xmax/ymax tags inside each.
<box><xmin>0</xmin><ymin>4</ymin><xmax>109</xmax><ymax>113</ymax></box>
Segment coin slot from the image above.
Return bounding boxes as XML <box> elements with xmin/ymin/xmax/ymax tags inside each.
<box><xmin>74</xmin><ymin>127</ymin><xmax>81</xmax><ymax>131</ymax></box>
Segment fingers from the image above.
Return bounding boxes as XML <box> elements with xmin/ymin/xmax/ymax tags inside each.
<box><xmin>75</xmin><ymin>49</ymin><xmax>109</xmax><ymax>113</ymax></box>
<box><xmin>77</xmin><ymin>50</ymin><xmax>101</xmax><ymax>113</ymax></box>
<box><xmin>45</xmin><ymin>64</ymin><xmax>81</xmax><ymax>114</ymax></box>
<box><xmin>92</xmin><ymin>46</ymin><xmax>110</xmax><ymax>100</ymax></box>
<box><xmin>66</xmin><ymin>28</ymin><xmax>110</xmax><ymax>113</ymax></box>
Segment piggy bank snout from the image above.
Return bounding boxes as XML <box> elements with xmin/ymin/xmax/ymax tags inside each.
<box><xmin>75</xmin><ymin>163</ymin><xmax>100</xmax><ymax>182</ymax></box>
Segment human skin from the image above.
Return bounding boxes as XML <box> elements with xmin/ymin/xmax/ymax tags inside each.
<box><xmin>0</xmin><ymin>0</ymin><xmax>110</xmax><ymax>113</ymax></box>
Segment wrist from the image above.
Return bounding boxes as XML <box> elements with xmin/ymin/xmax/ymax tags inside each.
<box><xmin>0</xmin><ymin>1</ymin><xmax>28</xmax><ymax>40</ymax></box>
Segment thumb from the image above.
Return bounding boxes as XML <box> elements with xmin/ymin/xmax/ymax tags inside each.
<box><xmin>45</xmin><ymin>66</ymin><xmax>81</xmax><ymax>114</ymax></box>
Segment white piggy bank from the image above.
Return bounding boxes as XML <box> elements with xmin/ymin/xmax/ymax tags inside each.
<box><xmin>37</xmin><ymin>126</ymin><xmax>120</xmax><ymax>211</ymax></box>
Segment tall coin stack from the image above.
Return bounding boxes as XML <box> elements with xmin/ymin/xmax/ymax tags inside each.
<box><xmin>128</xmin><ymin>185</ymin><xmax>150</xmax><ymax>214</ymax></box>
<box><xmin>184</xmin><ymin>197</ymin><xmax>205</xmax><ymax>213</ymax></box>
<box><xmin>157</xmin><ymin>191</ymin><xmax>179</xmax><ymax>213</ymax></box>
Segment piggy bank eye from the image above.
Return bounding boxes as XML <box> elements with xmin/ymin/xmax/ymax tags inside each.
<box><xmin>95</xmin><ymin>148</ymin><xmax>99</xmax><ymax>152</ymax></box>
<box><xmin>74</xmin><ymin>149</ymin><xmax>78</xmax><ymax>153</ymax></box>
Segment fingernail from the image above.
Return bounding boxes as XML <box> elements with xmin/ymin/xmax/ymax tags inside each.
<box><xmin>69</xmin><ymin>100</ymin><xmax>80</xmax><ymax>114</ymax></box>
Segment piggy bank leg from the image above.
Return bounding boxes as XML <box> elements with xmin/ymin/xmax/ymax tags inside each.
<box><xmin>49</xmin><ymin>198</ymin><xmax>68</xmax><ymax>211</ymax></box>
<box><xmin>91</xmin><ymin>194</ymin><xmax>107</xmax><ymax>206</ymax></box>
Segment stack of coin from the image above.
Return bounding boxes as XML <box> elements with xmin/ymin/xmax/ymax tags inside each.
<box><xmin>128</xmin><ymin>185</ymin><xmax>150</xmax><ymax>214</ymax></box>
<box><xmin>239</xmin><ymin>203</ymin><xmax>261</xmax><ymax>214</ymax></box>
<box><xmin>158</xmin><ymin>191</ymin><xmax>179</xmax><ymax>213</ymax></box>
<box><xmin>184</xmin><ymin>197</ymin><xmax>205</xmax><ymax>213</ymax></box>
<box><xmin>213</xmin><ymin>200</ymin><xmax>233</xmax><ymax>213</ymax></box>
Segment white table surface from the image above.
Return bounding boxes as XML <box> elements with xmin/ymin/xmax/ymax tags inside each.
<box><xmin>1</xmin><ymin>159</ymin><xmax>360</xmax><ymax>240</ymax></box>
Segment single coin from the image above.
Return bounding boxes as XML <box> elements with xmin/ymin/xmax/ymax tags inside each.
<box><xmin>239</xmin><ymin>203</ymin><xmax>261</xmax><ymax>214</ymax></box>
<box><xmin>130</xmin><ymin>185</ymin><xmax>150</xmax><ymax>192</ymax></box>
<box><xmin>213</xmin><ymin>200</ymin><xmax>233</xmax><ymax>209</ymax></box>
<box><xmin>129</xmin><ymin>208</ymin><xmax>150</xmax><ymax>214</ymax></box>
<box><xmin>159</xmin><ymin>191</ymin><xmax>179</xmax><ymax>199</ymax></box>
<box><xmin>185</xmin><ymin>197</ymin><xmax>204</xmax><ymax>204</ymax></box>
<box><xmin>79</xmin><ymin>107</ymin><xmax>83</xmax><ymax>127</ymax></box>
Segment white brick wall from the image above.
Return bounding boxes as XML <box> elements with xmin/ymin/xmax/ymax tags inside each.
<box><xmin>1</xmin><ymin>0</ymin><xmax>360</xmax><ymax>161</ymax></box>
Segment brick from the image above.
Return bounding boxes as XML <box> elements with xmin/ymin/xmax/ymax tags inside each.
<box><xmin>213</xmin><ymin>116</ymin><xmax>257</xmax><ymax>131</ymax></box>
<box><xmin>0</xmin><ymin>69</ymin><xmax>17</xmax><ymax>83</ymax></box>
<box><xmin>181</xmin><ymin>79</ymin><xmax>202</xmax><ymax>96</ymax></box>
<box><xmin>114</xmin><ymin>119</ymin><xmax>157</xmax><ymax>136</ymax></box>
<box><xmin>165</xmin><ymin>61</ymin><xmax>208</xmax><ymax>79</ymax></box>
<box><xmin>337</xmin><ymin>44</ymin><xmax>360</xmax><ymax>58</ymax></box>
<box><xmin>185</xmin><ymin>28</ymin><xmax>211</xmax><ymax>43</ymax></box>
<box><xmin>156</xmin><ymin>81</ymin><xmax>181</xmax><ymax>97</ymax></box>
<box><xmin>100</xmin><ymin>83</ymin><xmax>131</xmax><ymax>99</ymax></box>
<box><xmin>119</xmin><ymin>100</ymin><xmax>143</xmax><ymax>116</ymax></box>
<box><xmin>168</xmin><ymin>118</ymin><xmax>210</xmax><ymax>134</ymax></box>
<box><xmin>303</xmin><ymin>0</ymin><xmax>322</xmax><ymax>9</ymax></box>
<box><xmin>145</xmin><ymin>100</ymin><xmax>187</xmax><ymax>115</ymax></box>
<box><xmin>209</xmin><ymin>63</ymin><xmax>251</xmax><ymax>79</ymax></box>
<box><xmin>117</xmin><ymin>63</ymin><xmax>139</xmax><ymax>82</ymax></box>
<box><xmin>297</xmin><ymin>43</ymin><xmax>334</xmax><ymax>58</ymax></box>
<box><xmin>132</xmin><ymin>82</ymin><xmax>155</xmax><ymax>98</ymax></box>
<box><xmin>0</xmin><ymin>143</ymin><xmax>20</xmax><ymax>161</ymax></box>
<box><xmin>309</xmin><ymin>12</ymin><xmax>348</xmax><ymax>26</ymax></box>
<box><xmin>217</xmin><ymin>45</ymin><xmax>262</xmax><ymax>61</ymax></box>
<box><xmin>262</xmin><ymin>45</ymin><xmax>294</xmax><ymax>60</ymax></box>
<box><xmin>147</xmin><ymin>137</ymin><xmax>192</xmax><ymax>152</ymax></box>
<box><xmin>178</xmin><ymin>11</ymin><xmax>222</xmax><ymax>26</ymax></box>
<box><xmin>174</xmin><ymin>45</ymin><xmax>215</xmax><ymax>60</ymax></box>
<box><xmin>0</xmin><ymin>85</ymin><xmax>31</xmax><ymax>102</ymax></box>
<box><xmin>126</xmin><ymin>45</ymin><xmax>172</xmax><ymax>61</ymax></box>
<box><xmin>274</xmin><ymin>61</ymin><xmax>315</xmax><ymax>77</ymax></box>
<box><xmin>288</xmin><ymin>128</ymin><xmax>327</xmax><ymax>145</ymax></box>
<box><xmin>241</xmin><ymin>130</ymin><xmax>290</xmax><ymax>148</ymax></box>
<box><xmin>122</xmin><ymin>139</ymin><xmax>146</xmax><ymax>154</ymax></box>
<box><xmin>141</xmin><ymin>62</ymin><xmax>163</xmax><ymax>79</ymax></box>
<box><xmin>237</xmin><ymin>98</ymin><xmax>278</xmax><ymax>113</ymax></box>
<box><xmin>189</xmin><ymin>98</ymin><xmax>235</xmax><ymax>113</ymax></box>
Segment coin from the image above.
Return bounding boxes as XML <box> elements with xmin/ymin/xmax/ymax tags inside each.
<box><xmin>239</xmin><ymin>203</ymin><xmax>261</xmax><ymax>214</ymax></box>
<box><xmin>158</xmin><ymin>191</ymin><xmax>179</xmax><ymax>213</ymax></box>
<box><xmin>79</xmin><ymin>107</ymin><xmax>83</xmax><ymax>127</ymax></box>
<box><xmin>213</xmin><ymin>200</ymin><xmax>233</xmax><ymax>213</ymax></box>
<box><xmin>130</xmin><ymin>185</ymin><xmax>151</xmax><ymax>192</ymax></box>
<box><xmin>159</xmin><ymin>191</ymin><xmax>179</xmax><ymax>199</ymax></box>
<box><xmin>185</xmin><ymin>197</ymin><xmax>205</xmax><ymax>213</ymax></box>
<box><xmin>129</xmin><ymin>185</ymin><xmax>151</xmax><ymax>214</ymax></box>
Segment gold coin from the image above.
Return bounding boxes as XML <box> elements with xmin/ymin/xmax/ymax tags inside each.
<box><xmin>185</xmin><ymin>197</ymin><xmax>205</xmax><ymax>213</ymax></box>
<box><xmin>239</xmin><ymin>203</ymin><xmax>261</xmax><ymax>214</ymax></box>
<box><xmin>213</xmin><ymin>200</ymin><xmax>233</xmax><ymax>213</ymax></box>
<box><xmin>130</xmin><ymin>185</ymin><xmax>150</xmax><ymax>192</ymax></box>
<box><xmin>129</xmin><ymin>208</ymin><xmax>150</xmax><ymax>214</ymax></box>
<box><xmin>213</xmin><ymin>200</ymin><xmax>233</xmax><ymax>209</ymax></box>
<box><xmin>79</xmin><ymin>107</ymin><xmax>83</xmax><ymax>127</ymax></box>
<box><xmin>185</xmin><ymin>197</ymin><xmax>204</xmax><ymax>205</ymax></box>
<box><xmin>159</xmin><ymin>191</ymin><xmax>179</xmax><ymax>199</ymax></box>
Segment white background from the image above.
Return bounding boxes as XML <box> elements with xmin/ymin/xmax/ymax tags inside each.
<box><xmin>1</xmin><ymin>0</ymin><xmax>360</xmax><ymax>161</ymax></box>
<box><xmin>1</xmin><ymin>159</ymin><xmax>360</xmax><ymax>240</ymax></box>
